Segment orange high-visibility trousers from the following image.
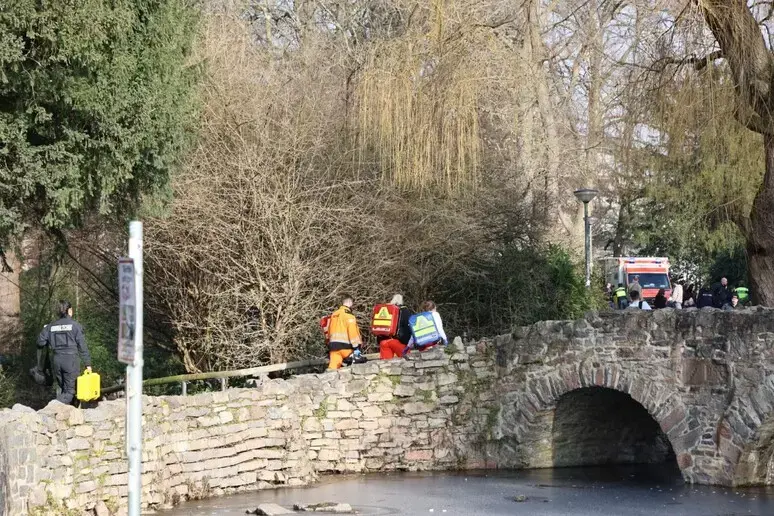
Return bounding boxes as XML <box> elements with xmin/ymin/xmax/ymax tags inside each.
<box><xmin>379</xmin><ymin>338</ymin><xmax>406</xmax><ymax>360</ymax></box>
<box><xmin>327</xmin><ymin>349</ymin><xmax>353</xmax><ymax>369</ymax></box>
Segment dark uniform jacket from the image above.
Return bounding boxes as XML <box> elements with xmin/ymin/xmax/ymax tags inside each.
<box><xmin>396</xmin><ymin>305</ymin><xmax>414</xmax><ymax>345</ymax></box>
<box><xmin>697</xmin><ymin>289</ymin><xmax>715</xmax><ymax>308</ymax></box>
<box><xmin>713</xmin><ymin>284</ymin><xmax>733</xmax><ymax>308</ymax></box>
<box><xmin>37</xmin><ymin>316</ymin><xmax>91</xmax><ymax>366</ymax></box>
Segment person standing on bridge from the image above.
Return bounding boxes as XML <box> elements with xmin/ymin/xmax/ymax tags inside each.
<box><xmin>627</xmin><ymin>275</ymin><xmax>642</xmax><ymax>298</ymax></box>
<box><xmin>37</xmin><ymin>300</ymin><xmax>92</xmax><ymax>405</ymax></box>
<box><xmin>326</xmin><ymin>295</ymin><xmax>362</xmax><ymax>370</ymax></box>
<box><xmin>697</xmin><ymin>285</ymin><xmax>715</xmax><ymax>308</ymax></box>
<box><xmin>627</xmin><ymin>290</ymin><xmax>651</xmax><ymax>310</ymax></box>
<box><xmin>653</xmin><ymin>288</ymin><xmax>668</xmax><ymax>309</ymax></box>
<box><xmin>712</xmin><ymin>277</ymin><xmax>733</xmax><ymax>309</ymax></box>
<box><xmin>614</xmin><ymin>283</ymin><xmax>629</xmax><ymax>309</ymax></box>
<box><xmin>668</xmin><ymin>278</ymin><xmax>684</xmax><ymax>309</ymax></box>
<box><xmin>724</xmin><ymin>294</ymin><xmax>742</xmax><ymax>310</ymax></box>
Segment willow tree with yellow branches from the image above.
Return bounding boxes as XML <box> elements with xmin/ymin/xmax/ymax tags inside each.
<box><xmin>354</xmin><ymin>0</ymin><xmax>492</xmax><ymax>195</ymax></box>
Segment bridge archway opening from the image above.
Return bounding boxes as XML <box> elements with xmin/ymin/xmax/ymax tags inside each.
<box><xmin>551</xmin><ymin>387</ymin><xmax>678</xmax><ymax>471</ymax></box>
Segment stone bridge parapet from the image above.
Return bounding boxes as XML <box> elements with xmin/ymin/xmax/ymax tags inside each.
<box><xmin>2</xmin><ymin>308</ymin><xmax>774</xmax><ymax>515</ymax></box>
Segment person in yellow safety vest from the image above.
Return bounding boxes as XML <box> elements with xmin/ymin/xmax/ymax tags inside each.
<box><xmin>326</xmin><ymin>295</ymin><xmax>363</xmax><ymax>370</ymax></box>
<box><xmin>613</xmin><ymin>283</ymin><xmax>628</xmax><ymax>309</ymax></box>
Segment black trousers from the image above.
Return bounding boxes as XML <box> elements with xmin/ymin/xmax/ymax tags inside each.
<box><xmin>53</xmin><ymin>354</ymin><xmax>80</xmax><ymax>405</ymax></box>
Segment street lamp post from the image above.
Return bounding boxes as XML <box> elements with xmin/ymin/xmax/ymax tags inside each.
<box><xmin>574</xmin><ymin>188</ymin><xmax>598</xmax><ymax>288</ymax></box>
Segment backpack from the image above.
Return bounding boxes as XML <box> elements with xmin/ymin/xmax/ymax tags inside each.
<box><xmin>370</xmin><ymin>304</ymin><xmax>400</xmax><ymax>337</ymax></box>
<box><xmin>408</xmin><ymin>311</ymin><xmax>441</xmax><ymax>347</ymax></box>
<box><xmin>319</xmin><ymin>315</ymin><xmax>331</xmax><ymax>342</ymax></box>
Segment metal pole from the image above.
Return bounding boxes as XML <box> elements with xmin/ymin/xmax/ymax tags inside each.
<box><xmin>127</xmin><ymin>221</ymin><xmax>144</xmax><ymax>516</ymax></box>
<box><xmin>584</xmin><ymin>202</ymin><xmax>592</xmax><ymax>288</ymax></box>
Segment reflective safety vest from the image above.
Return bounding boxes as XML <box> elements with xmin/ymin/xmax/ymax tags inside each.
<box><xmin>408</xmin><ymin>311</ymin><xmax>441</xmax><ymax>347</ymax></box>
<box><xmin>614</xmin><ymin>287</ymin><xmax>627</xmax><ymax>299</ymax></box>
<box><xmin>735</xmin><ymin>287</ymin><xmax>749</xmax><ymax>301</ymax></box>
<box><xmin>327</xmin><ymin>306</ymin><xmax>362</xmax><ymax>350</ymax></box>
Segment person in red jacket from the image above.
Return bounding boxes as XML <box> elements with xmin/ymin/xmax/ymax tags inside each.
<box><xmin>326</xmin><ymin>295</ymin><xmax>362</xmax><ymax>369</ymax></box>
<box><xmin>378</xmin><ymin>294</ymin><xmax>413</xmax><ymax>359</ymax></box>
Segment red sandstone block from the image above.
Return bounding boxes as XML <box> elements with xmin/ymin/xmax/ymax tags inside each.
<box><xmin>405</xmin><ymin>449</ymin><xmax>432</xmax><ymax>461</ymax></box>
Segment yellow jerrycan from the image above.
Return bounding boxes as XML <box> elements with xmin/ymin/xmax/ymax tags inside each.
<box><xmin>76</xmin><ymin>370</ymin><xmax>101</xmax><ymax>402</ymax></box>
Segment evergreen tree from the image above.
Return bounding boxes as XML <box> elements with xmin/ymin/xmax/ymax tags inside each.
<box><xmin>0</xmin><ymin>0</ymin><xmax>199</xmax><ymax>246</ymax></box>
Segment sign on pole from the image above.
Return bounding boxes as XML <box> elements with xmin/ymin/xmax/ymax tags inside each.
<box><xmin>117</xmin><ymin>258</ymin><xmax>136</xmax><ymax>365</ymax></box>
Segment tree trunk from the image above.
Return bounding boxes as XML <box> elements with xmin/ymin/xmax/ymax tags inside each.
<box><xmin>527</xmin><ymin>0</ymin><xmax>561</xmax><ymax>226</ymax></box>
<box><xmin>749</xmin><ymin>135</ymin><xmax>774</xmax><ymax>305</ymax></box>
<box><xmin>0</xmin><ymin>251</ymin><xmax>22</xmax><ymax>355</ymax></box>
<box><xmin>611</xmin><ymin>199</ymin><xmax>630</xmax><ymax>257</ymax></box>
<box><xmin>698</xmin><ymin>1</ymin><xmax>774</xmax><ymax>305</ymax></box>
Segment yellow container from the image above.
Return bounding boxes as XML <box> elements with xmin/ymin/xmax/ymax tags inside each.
<box><xmin>76</xmin><ymin>371</ymin><xmax>101</xmax><ymax>402</ymax></box>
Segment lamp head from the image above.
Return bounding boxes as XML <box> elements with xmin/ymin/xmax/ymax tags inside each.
<box><xmin>573</xmin><ymin>188</ymin><xmax>598</xmax><ymax>204</ymax></box>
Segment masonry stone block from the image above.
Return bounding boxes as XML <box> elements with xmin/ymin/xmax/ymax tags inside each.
<box><xmin>1</xmin><ymin>309</ymin><xmax>774</xmax><ymax>514</ymax></box>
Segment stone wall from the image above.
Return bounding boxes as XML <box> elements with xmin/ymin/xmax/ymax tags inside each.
<box><xmin>3</xmin><ymin>308</ymin><xmax>774</xmax><ymax>515</ymax></box>
<box><xmin>2</xmin><ymin>342</ymin><xmax>496</xmax><ymax>516</ymax></box>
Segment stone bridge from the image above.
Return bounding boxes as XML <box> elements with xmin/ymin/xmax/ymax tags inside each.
<box><xmin>3</xmin><ymin>308</ymin><xmax>774</xmax><ymax>515</ymax></box>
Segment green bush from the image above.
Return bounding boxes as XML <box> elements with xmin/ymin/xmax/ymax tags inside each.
<box><xmin>436</xmin><ymin>245</ymin><xmax>605</xmax><ymax>339</ymax></box>
<box><xmin>0</xmin><ymin>369</ymin><xmax>17</xmax><ymax>408</ymax></box>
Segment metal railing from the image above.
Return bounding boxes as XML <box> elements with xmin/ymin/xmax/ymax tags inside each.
<box><xmin>101</xmin><ymin>353</ymin><xmax>381</xmax><ymax>396</ymax></box>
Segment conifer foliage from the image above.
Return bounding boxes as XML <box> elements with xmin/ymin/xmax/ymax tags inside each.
<box><xmin>0</xmin><ymin>0</ymin><xmax>199</xmax><ymax>244</ymax></box>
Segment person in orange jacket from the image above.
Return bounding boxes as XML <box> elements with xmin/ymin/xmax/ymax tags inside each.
<box><xmin>326</xmin><ymin>295</ymin><xmax>363</xmax><ymax>370</ymax></box>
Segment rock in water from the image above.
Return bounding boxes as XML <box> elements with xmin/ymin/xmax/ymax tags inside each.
<box><xmin>512</xmin><ymin>495</ymin><xmax>527</xmax><ymax>502</ymax></box>
<box><xmin>248</xmin><ymin>503</ymin><xmax>293</xmax><ymax>515</ymax></box>
<box><xmin>292</xmin><ymin>502</ymin><xmax>354</xmax><ymax>513</ymax></box>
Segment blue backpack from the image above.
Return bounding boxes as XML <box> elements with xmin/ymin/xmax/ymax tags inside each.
<box><xmin>408</xmin><ymin>312</ymin><xmax>441</xmax><ymax>347</ymax></box>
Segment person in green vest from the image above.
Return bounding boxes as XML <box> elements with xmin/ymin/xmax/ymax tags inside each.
<box><xmin>614</xmin><ymin>283</ymin><xmax>628</xmax><ymax>309</ymax></box>
<box><xmin>735</xmin><ymin>286</ymin><xmax>750</xmax><ymax>306</ymax></box>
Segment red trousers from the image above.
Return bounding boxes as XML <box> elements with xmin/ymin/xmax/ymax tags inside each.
<box><xmin>379</xmin><ymin>338</ymin><xmax>406</xmax><ymax>360</ymax></box>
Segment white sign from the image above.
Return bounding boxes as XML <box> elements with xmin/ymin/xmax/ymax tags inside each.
<box><xmin>118</xmin><ymin>258</ymin><xmax>136</xmax><ymax>365</ymax></box>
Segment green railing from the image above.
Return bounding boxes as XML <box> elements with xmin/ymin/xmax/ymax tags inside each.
<box><xmin>101</xmin><ymin>352</ymin><xmax>381</xmax><ymax>396</ymax></box>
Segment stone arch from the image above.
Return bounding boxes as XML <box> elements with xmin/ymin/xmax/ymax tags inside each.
<box><xmin>729</xmin><ymin>375</ymin><xmax>774</xmax><ymax>486</ymax></box>
<box><xmin>493</xmin><ymin>362</ymin><xmax>700</xmax><ymax>481</ymax></box>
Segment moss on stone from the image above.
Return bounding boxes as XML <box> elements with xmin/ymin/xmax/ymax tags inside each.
<box><xmin>485</xmin><ymin>406</ymin><xmax>501</xmax><ymax>438</ymax></box>
<box><xmin>418</xmin><ymin>389</ymin><xmax>434</xmax><ymax>402</ymax></box>
<box><xmin>29</xmin><ymin>492</ymin><xmax>80</xmax><ymax>516</ymax></box>
<box><xmin>313</xmin><ymin>399</ymin><xmax>328</xmax><ymax>419</ymax></box>
<box><xmin>105</xmin><ymin>496</ymin><xmax>119</xmax><ymax>514</ymax></box>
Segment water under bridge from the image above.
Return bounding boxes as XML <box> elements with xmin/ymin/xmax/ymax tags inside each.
<box><xmin>3</xmin><ymin>308</ymin><xmax>774</xmax><ymax>515</ymax></box>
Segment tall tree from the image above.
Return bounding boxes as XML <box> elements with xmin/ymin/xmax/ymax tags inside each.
<box><xmin>0</xmin><ymin>0</ymin><xmax>199</xmax><ymax>353</ymax></box>
<box><xmin>696</xmin><ymin>1</ymin><xmax>774</xmax><ymax>304</ymax></box>
<box><xmin>0</xmin><ymin>0</ymin><xmax>199</xmax><ymax>249</ymax></box>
